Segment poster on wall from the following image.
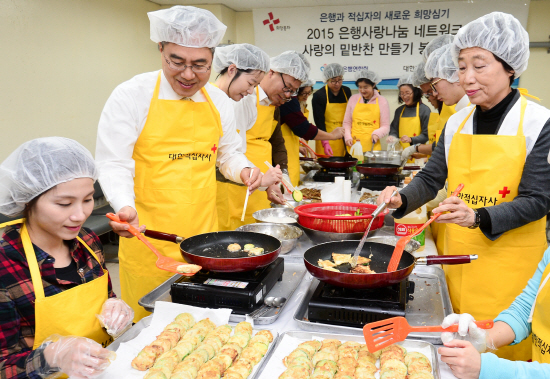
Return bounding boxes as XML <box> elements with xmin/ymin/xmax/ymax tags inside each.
<box><xmin>253</xmin><ymin>1</ymin><xmax>530</xmax><ymax>82</ymax></box>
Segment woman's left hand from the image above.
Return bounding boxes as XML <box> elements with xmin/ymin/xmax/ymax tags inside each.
<box><xmin>372</xmin><ymin>134</ymin><xmax>379</xmax><ymax>143</ymax></box>
<box><xmin>432</xmin><ymin>196</ymin><xmax>476</xmax><ymax>227</ymax></box>
<box><xmin>439</xmin><ymin>340</ymin><xmax>482</xmax><ymax>379</ymax></box>
<box><xmin>400</xmin><ymin>135</ymin><xmax>412</xmax><ymax>144</ymax></box>
<box><xmin>96</xmin><ymin>298</ymin><xmax>134</xmax><ymax>338</ymax></box>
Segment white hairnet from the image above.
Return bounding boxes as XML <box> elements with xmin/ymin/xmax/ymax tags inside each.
<box><xmin>270</xmin><ymin>51</ymin><xmax>311</xmax><ymax>82</ymax></box>
<box><xmin>323</xmin><ymin>63</ymin><xmax>345</xmax><ymax>81</ymax></box>
<box><xmin>0</xmin><ymin>137</ymin><xmax>97</xmax><ymax>217</ymax></box>
<box><xmin>212</xmin><ymin>44</ymin><xmax>270</xmax><ymax>73</ymax></box>
<box><xmin>300</xmin><ymin>78</ymin><xmax>315</xmax><ymax>88</ymax></box>
<box><xmin>354</xmin><ymin>69</ymin><xmax>381</xmax><ymax>85</ymax></box>
<box><xmin>397</xmin><ymin>74</ymin><xmax>414</xmax><ymax>87</ymax></box>
<box><xmin>422</xmin><ymin>34</ymin><xmax>454</xmax><ymax>62</ymax></box>
<box><xmin>411</xmin><ymin>62</ymin><xmax>430</xmax><ymax>87</ymax></box>
<box><xmin>148</xmin><ymin>6</ymin><xmax>226</xmax><ymax>48</ymax></box>
<box><xmin>451</xmin><ymin>12</ymin><xmax>529</xmax><ymax>78</ymax></box>
<box><xmin>425</xmin><ymin>44</ymin><xmax>459</xmax><ymax>83</ymax></box>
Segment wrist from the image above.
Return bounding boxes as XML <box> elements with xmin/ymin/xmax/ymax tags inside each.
<box><xmin>469</xmin><ymin>208</ymin><xmax>481</xmax><ymax>229</ymax></box>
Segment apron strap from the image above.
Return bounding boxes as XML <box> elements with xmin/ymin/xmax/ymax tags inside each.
<box><xmin>517</xmin><ymin>88</ymin><xmax>541</xmax><ymax>102</ymax></box>
<box><xmin>528</xmin><ymin>271</ymin><xmax>550</xmax><ymax>323</ymax></box>
<box><xmin>343</xmin><ymin>89</ymin><xmax>348</xmax><ymax>102</ymax></box>
<box><xmin>153</xmin><ymin>71</ymin><xmax>162</xmax><ymax>100</ymax></box>
<box><xmin>255</xmin><ymin>86</ymin><xmax>260</xmax><ymax>108</ymax></box>
<box><xmin>201</xmin><ymin>87</ymin><xmax>223</xmax><ymax>137</ymax></box>
<box><xmin>325</xmin><ymin>85</ymin><xmax>330</xmax><ymax>104</ymax></box>
<box><xmin>0</xmin><ymin>218</ymin><xmax>25</xmax><ymax>229</ymax></box>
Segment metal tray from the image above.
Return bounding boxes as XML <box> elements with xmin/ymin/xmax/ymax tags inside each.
<box><xmin>138</xmin><ymin>260</ymin><xmax>307</xmax><ymax>324</ymax></box>
<box><xmin>107</xmin><ymin>316</ymin><xmax>279</xmax><ymax>379</ymax></box>
<box><xmin>258</xmin><ymin>330</ymin><xmax>440</xmax><ymax>379</ymax></box>
<box><xmin>293</xmin><ymin>265</ymin><xmax>452</xmax><ymax>344</ymax></box>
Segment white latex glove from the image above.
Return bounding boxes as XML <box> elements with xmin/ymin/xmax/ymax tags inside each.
<box><xmin>401</xmin><ymin>145</ymin><xmax>416</xmax><ymax>161</ymax></box>
<box><xmin>386</xmin><ymin>135</ymin><xmax>397</xmax><ymax>145</ymax></box>
<box><xmin>39</xmin><ymin>335</ymin><xmax>115</xmax><ymax>379</ymax></box>
<box><xmin>441</xmin><ymin>313</ymin><xmax>490</xmax><ymax>353</ymax></box>
<box><xmin>96</xmin><ymin>298</ymin><xmax>134</xmax><ymax>338</ymax></box>
<box><xmin>282</xmin><ymin>172</ymin><xmax>292</xmax><ymax>191</ymax></box>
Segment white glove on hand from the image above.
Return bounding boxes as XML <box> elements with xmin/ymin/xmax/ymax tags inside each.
<box><xmin>426</xmin><ymin>186</ymin><xmax>448</xmax><ymax>211</ymax></box>
<box><xmin>39</xmin><ymin>335</ymin><xmax>115</xmax><ymax>379</ymax></box>
<box><xmin>96</xmin><ymin>298</ymin><xmax>134</xmax><ymax>338</ymax></box>
<box><xmin>401</xmin><ymin>145</ymin><xmax>416</xmax><ymax>161</ymax></box>
<box><xmin>386</xmin><ymin>136</ymin><xmax>397</xmax><ymax>145</ymax></box>
<box><xmin>441</xmin><ymin>313</ymin><xmax>490</xmax><ymax>353</ymax></box>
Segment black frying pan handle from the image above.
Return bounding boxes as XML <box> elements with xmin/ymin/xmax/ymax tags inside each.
<box><xmin>144</xmin><ymin>229</ymin><xmax>183</xmax><ymax>244</ymax></box>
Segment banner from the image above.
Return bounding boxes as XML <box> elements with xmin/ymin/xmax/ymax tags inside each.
<box><xmin>253</xmin><ymin>1</ymin><xmax>529</xmax><ymax>82</ymax></box>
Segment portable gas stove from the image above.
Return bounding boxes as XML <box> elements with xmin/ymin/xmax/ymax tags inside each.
<box><xmin>313</xmin><ymin>167</ymin><xmax>353</xmax><ymax>182</ymax></box>
<box><xmin>358</xmin><ymin>173</ymin><xmax>401</xmax><ymax>191</ymax></box>
<box><xmin>171</xmin><ymin>258</ymin><xmax>284</xmax><ymax>314</ymax></box>
<box><xmin>307</xmin><ymin>279</ymin><xmax>415</xmax><ymax>328</ymax></box>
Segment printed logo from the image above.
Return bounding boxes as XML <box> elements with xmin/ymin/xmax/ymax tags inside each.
<box><xmin>263</xmin><ymin>12</ymin><xmax>280</xmax><ymax>32</ymax></box>
<box><xmin>396</xmin><ymin>224</ymin><xmax>407</xmax><ymax>234</ymax></box>
<box><xmin>499</xmin><ymin>186</ymin><xmax>511</xmax><ymax>198</ymax></box>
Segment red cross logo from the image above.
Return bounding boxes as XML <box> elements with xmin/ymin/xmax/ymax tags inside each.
<box><xmin>499</xmin><ymin>186</ymin><xmax>511</xmax><ymax>198</ymax></box>
<box><xmin>373</xmin><ymin>120</ymin><xmax>376</xmax><ymax>124</ymax></box>
<box><xmin>211</xmin><ymin>144</ymin><xmax>217</xmax><ymax>153</ymax></box>
<box><xmin>263</xmin><ymin>12</ymin><xmax>280</xmax><ymax>32</ymax></box>
<box><xmin>413</xmin><ymin>133</ymin><xmax>417</xmax><ymax>136</ymax></box>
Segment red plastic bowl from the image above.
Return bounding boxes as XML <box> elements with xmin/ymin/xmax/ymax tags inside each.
<box><xmin>294</xmin><ymin>202</ymin><xmax>387</xmax><ymax>233</ymax></box>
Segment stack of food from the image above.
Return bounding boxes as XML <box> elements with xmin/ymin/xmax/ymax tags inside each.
<box><xmin>132</xmin><ymin>317</ymin><xmax>273</xmax><ymax>379</ymax></box>
<box><xmin>301</xmin><ymin>188</ymin><xmax>321</xmax><ymax>202</ymax></box>
<box><xmin>278</xmin><ymin>340</ymin><xmax>433</xmax><ymax>379</ymax></box>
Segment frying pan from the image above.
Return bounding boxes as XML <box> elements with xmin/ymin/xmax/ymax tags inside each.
<box><xmin>144</xmin><ymin>229</ymin><xmax>281</xmax><ymax>272</ymax></box>
<box><xmin>356</xmin><ymin>163</ymin><xmax>401</xmax><ymax>176</ymax></box>
<box><xmin>304</xmin><ymin>240</ymin><xmax>476</xmax><ymax>289</ymax></box>
<box><xmin>317</xmin><ymin>138</ymin><xmax>358</xmax><ymax>169</ymax></box>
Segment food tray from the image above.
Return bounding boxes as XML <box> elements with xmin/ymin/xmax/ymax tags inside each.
<box><xmin>104</xmin><ymin>303</ymin><xmax>279</xmax><ymax>379</ymax></box>
<box><xmin>293</xmin><ymin>266</ymin><xmax>452</xmax><ymax>344</ymax></box>
<box><xmin>138</xmin><ymin>261</ymin><xmax>307</xmax><ymax>324</ymax></box>
<box><xmin>257</xmin><ymin>330</ymin><xmax>440</xmax><ymax>379</ymax></box>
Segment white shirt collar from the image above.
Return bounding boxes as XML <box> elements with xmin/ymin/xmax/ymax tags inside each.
<box><xmin>258</xmin><ymin>85</ymin><xmax>271</xmax><ymax>106</ymax></box>
<box><xmin>455</xmin><ymin>94</ymin><xmax>470</xmax><ymax>112</ymax></box>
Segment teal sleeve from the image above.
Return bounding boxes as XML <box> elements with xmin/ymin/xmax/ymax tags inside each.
<box><xmin>480</xmin><ymin>352</ymin><xmax>550</xmax><ymax>379</ymax></box>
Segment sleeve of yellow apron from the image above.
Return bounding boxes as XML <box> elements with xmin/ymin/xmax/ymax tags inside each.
<box><xmin>480</xmin><ymin>352</ymin><xmax>550</xmax><ymax>379</ymax></box>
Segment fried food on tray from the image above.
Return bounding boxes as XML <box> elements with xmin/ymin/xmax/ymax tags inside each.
<box><xmin>359</xmin><ymin>192</ymin><xmax>376</xmax><ymax>202</ymax></box>
<box><xmin>318</xmin><ymin>259</ymin><xmax>337</xmax><ymax>269</ymax></box>
<box><xmin>176</xmin><ymin>264</ymin><xmax>202</xmax><ymax>274</ymax></box>
<box><xmin>405</xmin><ymin>351</ymin><xmax>432</xmax><ymax>375</ymax></box>
<box><xmin>407</xmin><ymin>372</ymin><xmax>435</xmax><ymax>379</ymax></box>
<box><xmin>301</xmin><ymin>188</ymin><xmax>322</xmax><ymax>201</ymax></box>
<box><xmin>243</xmin><ymin>243</ymin><xmax>255</xmax><ymax>252</ymax></box>
<box><xmin>380</xmin><ymin>369</ymin><xmax>406</xmax><ymax>379</ymax></box>
<box><xmin>351</xmin><ymin>265</ymin><xmax>376</xmax><ymax>274</ymax></box>
<box><xmin>332</xmin><ymin>253</ymin><xmax>352</xmax><ymax>265</ymax></box>
<box><xmin>227</xmin><ymin>243</ymin><xmax>241</xmax><ymax>252</ymax></box>
<box><xmin>381</xmin><ymin>358</ymin><xmax>407</xmax><ymax>376</ymax></box>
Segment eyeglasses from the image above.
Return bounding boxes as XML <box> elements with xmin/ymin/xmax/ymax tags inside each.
<box><xmin>329</xmin><ymin>78</ymin><xmax>343</xmax><ymax>84</ymax></box>
<box><xmin>300</xmin><ymin>91</ymin><xmax>312</xmax><ymax>96</ymax></box>
<box><xmin>279</xmin><ymin>73</ymin><xmax>299</xmax><ymax>95</ymax></box>
<box><xmin>423</xmin><ymin>91</ymin><xmax>434</xmax><ymax>99</ymax></box>
<box><xmin>399</xmin><ymin>91</ymin><xmax>413</xmax><ymax>97</ymax></box>
<box><xmin>430</xmin><ymin>78</ymin><xmax>443</xmax><ymax>94</ymax></box>
<box><xmin>163</xmin><ymin>53</ymin><xmax>211</xmax><ymax>73</ymax></box>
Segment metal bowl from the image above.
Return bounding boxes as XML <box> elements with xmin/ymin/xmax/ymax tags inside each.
<box><xmin>236</xmin><ymin>223</ymin><xmax>303</xmax><ymax>254</ymax></box>
<box><xmin>253</xmin><ymin>208</ymin><xmax>298</xmax><ymax>224</ymax></box>
<box><xmin>299</xmin><ymin>223</ymin><xmax>366</xmax><ymax>244</ymax></box>
<box><xmin>270</xmin><ymin>201</ymin><xmax>307</xmax><ymax>208</ymax></box>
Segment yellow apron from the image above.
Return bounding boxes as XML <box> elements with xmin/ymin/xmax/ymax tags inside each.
<box><xmin>427</xmin><ymin>112</ymin><xmax>441</xmax><ymax>145</ymax></box>
<box><xmin>217</xmin><ymin>87</ymin><xmax>276</xmax><ymax>231</ymax></box>
<box><xmin>351</xmin><ymin>97</ymin><xmax>382</xmax><ymax>152</ymax></box>
<box><xmin>445</xmin><ymin>96</ymin><xmax>546</xmax><ymax>361</ymax></box>
<box><xmin>281</xmin><ymin>107</ymin><xmax>309</xmax><ymax>187</ymax></box>
<box><xmin>439</xmin><ymin>103</ymin><xmax>456</xmax><ymax>128</ymax></box>
<box><xmin>120</xmin><ymin>72</ymin><xmax>223</xmax><ymax>321</ymax></box>
<box><xmin>316</xmin><ymin>85</ymin><xmax>348</xmax><ymax>156</ymax></box>
<box><xmin>531</xmin><ymin>263</ymin><xmax>550</xmax><ymax>363</ymax></box>
<box><xmin>398</xmin><ymin>103</ymin><xmax>421</xmax><ymax>150</ymax></box>
<box><xmin>0</xmin><ymin>219</ymin><xmax>112</xmax><ymax>356</ymax></box>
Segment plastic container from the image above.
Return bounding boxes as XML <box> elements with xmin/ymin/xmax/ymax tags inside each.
<box><xmin>394</xmin><ymin>204</ymin><xmax>427</xmax><ymax>251</ymax></box>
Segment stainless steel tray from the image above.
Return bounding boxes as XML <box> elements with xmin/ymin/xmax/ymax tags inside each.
<box><xmin>258</xmin><ymin>330</ymin><xmax>440</xmax><ymax>379</ymax></box>
<box><xmin>107</xmin><ymin>315</ymin><xmax>279</xmax><ymax>379</ymax></box>
<box><xmin>293</xmin><ymin>265</ymin><xmax>452</xmax><ymax>344</ymax></box>
<box><xmin>138</xmin><ymin>260</ymin><xmax>307</xmax><ymax>324</ymax></box>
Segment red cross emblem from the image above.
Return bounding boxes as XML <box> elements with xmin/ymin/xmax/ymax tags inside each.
<box><xmin>211</xmin><ymin>144</ymin><xmax>217</xmax><ymax>153</ymax></box>
<box><xmin>413</xmin><ymin>133</ymin><xmax>417</xmax><ymax>136</ymax></box>
<box><xmin>373</xmin><ymin>120</ymin><xmax>376</xmax><ymax>124</ymax></box>
<box><xmin>499</xmin><ymin>187</ymin><xmax>511</xmax><ymax>198</ymax></box>
<box><xmin>263</xmin><ymin>12</ymin><xmax>280</xmax><ymax>32</ymax></box>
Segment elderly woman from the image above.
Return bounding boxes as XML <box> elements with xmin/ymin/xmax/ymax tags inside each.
<box><xmin>0</xmin><ymin>137</ymin><xmax>133</xmax><ymax>378</ymax></box>
<box><xmin>387</xmin><ymin>74</ymin><xmax>430</xmax><ymax>150</ymax></box>
<box><xmin>279</xmin><ymin>79</ymin><xmax>345</xmax><ymax>186</ymax></box>
<box><xmin>379</xmin><ymin>12</ymin><xmax>550</xmax><ymax>361</ymax></box>
<box><xmin>343</xmin><ymin>69</ymin><xmax>390</xmax><ymax>152</ymax></box>
<box><xmin>312</xmin><ymin>63</ymin><xmax>352</xmax><ymax>156</ymax></box>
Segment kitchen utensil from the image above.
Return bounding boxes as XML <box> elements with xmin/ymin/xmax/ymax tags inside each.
<box><xmin>241</xmin><ymin>168</ymin><xmax>254</xmax><ymax>222</ymax></box>
<box><xmin>363</xmin><ymin>150</ymin><xmax>402</xmax><ymax>166</ymax></box>
<box><xmin>387</xmin><ymin>183</ymin><xmax>464</xmax><ymax>272</ymax></box>
<box><xmin>235</xmin><ymin>223</ymin><xmax>302</xmax><ymax>255</ymax></box>
<box><xmin>364</xmin><ymin>140</ymin><xmax>375</xmax><ymax>158</ymax></box>
<box><xmin>299</xmin><ymin>224</ymin><xmax>366</xmax><ymax>244</ymax></box>
<box><xmin>252</xmin><ymin>296</ymin><xmax>288</xmax><ymax>319</ymax></box>
<box><xmin>351</xmin><ymin>190</ymin><xmax>397</xmax><ymax>268</ymax></box>
<box><xmin>142</xmin><ymin>229</ymin><xmax>281</xmax><ymax>272</ymax></box>
<box><xmin>105</xmin><ymin>213</ymin><xmax>201</xmax><ymax>276</ymax></box>
<box><xmin>299</xmin><ymin>139</ymin><xmax>329</xmax><ymax>158</ymax></box>
<box><xmin>342</xmin><ymin>137</ymin><xmax>353</xmax><ymax>159</ymax></box>
<box><xmin>363</xmin><ymin>316</ymin><xmax>494</xmax><ymax>352</ymax></box>
<box><xmin>271</xmin><ymin>190</ymin><xmax>295</xmax><ymax>209</ymax></box>
<box><xmin>303</xmin><ymin>239</ymin><xmax>477</xmax><ymax>289</ymax></box>
<box><xmin>248</xmin><ymin>296</ymin><xmax>275</xmax><ymax>319</ymax></box>
<box><xmin>356</xmin><ymin>163</ymin><xmax>401</xmax><ymax>176</ymax></box>
<box><xmin>316</xmin><ymin>156</ymin><xmax>358</xmax><ymax>169</ymax></box>
<box><xmin>294</xmin><ymin>202</ymin><xmax>387</xmax><ymax>233</ymax></box>
<box><xmin>265</xmin><ymin>161</ymin><xmax>303</xmax><ymax>201</ymax></box>
<box><xmin>253</xmin><ymin>208</ymin><xmax>298</xmax><ymax>224</ymax></box>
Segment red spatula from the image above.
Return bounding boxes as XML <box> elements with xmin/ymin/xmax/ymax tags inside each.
<box><xmin>363</xmin><ymin>316</ymin><xmax>494</xmax><ymax>352</ymax></box>
<box><xmin>387</xmin><ymin>183</ymin><xmax>464</xmax><ymax>272</ymax></box>
<box><xmin>105</xmin><ymin>213</ymin><xmax>201</xmax><ymax>276</ymax></box>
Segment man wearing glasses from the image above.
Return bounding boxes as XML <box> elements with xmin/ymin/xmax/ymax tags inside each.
<box><xmin>233</xmin><ymin>50</ymin><xmax>310</xmax><ymax>205</ymax></box>
<box><xmin>312</xmin><ymin>63</ymin><xmax>352</xmax><ymax>156</ymax></box>
<box><xmin>95</xmin><ymin>6</ymin><xmax>260</xmax><ymax>321</ymax></box>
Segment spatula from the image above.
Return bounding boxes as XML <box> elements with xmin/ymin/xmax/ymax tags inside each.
<box><xmin>241</xmin><ymin>168</ymin><xmax>254</xmax><ymax>222</ymax></box>
<box><xmin>363</xmin><ymin>316</ymin><xmax>494</xmax><ymax>352</ymax></box>
<box><xmin>386</xmin><ymin>183</ymin><xmax>464</xmax><ymax>272</ymax></box>
<box><xmin>105</xmin><ymin>213</ymin><xmax>201</xmax><ymax>276</ymax></box>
